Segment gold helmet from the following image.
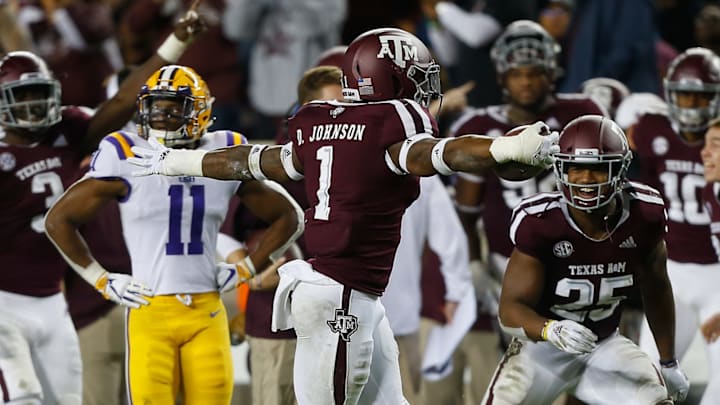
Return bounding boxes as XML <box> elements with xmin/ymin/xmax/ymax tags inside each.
<box><xmin>137</xmin><ymin>65</ymin><xmax>214</xmax><ymax>147</ymax></box>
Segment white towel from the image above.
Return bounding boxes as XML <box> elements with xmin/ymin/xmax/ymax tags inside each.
<box><xmin>421</xmin><ymin>286</ymin><xmax>477</xmax><ymax>381</ymax></box>
<box><xmin>271</xmin><ymin>259</ymin><xmax>331</xmax><ymax>332</ymax></box>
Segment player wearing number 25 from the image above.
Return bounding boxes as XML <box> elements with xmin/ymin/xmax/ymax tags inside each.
<box><xmin>45</xmin><ymin>65</ymin><xmax>303</xmax><ymax>404</ymax></box>
<box><xmin>484</xmin><ymin>115</ymin><xmax>689</xmax><ymax>404</ymax></box>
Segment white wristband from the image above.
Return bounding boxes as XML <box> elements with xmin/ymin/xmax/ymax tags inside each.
<box><xmin>248</xmin><ymin>145</ymin><xmax>268</xmax><ymax>180</ymax></box>
<box><xmin>280</xmin><ymin>142</ymin><xmax>304</xmax><ymax>180</ymax></box>
<box><xmin>164</xmin><ymin>149</ymin><xmax>207</xmax><ymax>176</ymax></box>
<box><xmin>156</xmin><ymin>34</ymin><xmax>188</xmax><ymax>63</ymax></box>
<box><xmin>431</xmin><ymin>138</ymin><xmax>455</xmax><ymax>175</ymax></box>
<box><xmin>243</xmin><ymin>256</ymin><xmax>256</xmax><ymax>276</ymax></box>
<box><xmin>78</xmin><ymin>261</ymin><xmax>108</xmax><ymax>287</ymax></box>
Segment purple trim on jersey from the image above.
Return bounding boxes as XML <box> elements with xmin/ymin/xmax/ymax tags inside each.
<box><xmin>105</xmin><ymin>133</ymin><xmax>135</xmax><ymax>161</ymax></box>
<box><xmin>0</xmin><ymin>367</ymin><xmax>9</xmax><ymax>402</ymax></box>
<box><xmin>225</xmin><ymin>131</ymin><xmax>233</xmax><ymax>146</ymax></box>
<box><xmin>333</xmin><ymin>287</ymin><xmax>351</xmax><ymax>404</ymax></box>
<box><xmin>94</xmin><ymin>176</ymin><xmax>132</xmax><ymax>202</ymax></box>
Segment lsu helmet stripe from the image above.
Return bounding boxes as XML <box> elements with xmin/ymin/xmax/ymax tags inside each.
<box><xmin>105</xmin><ymin>132</ymin><xmax>135</xmax><ymax>160</ymax></box>
<box><xmin>158</xmin><ymin>65</ymin><xmax>179</xmax><ymax>84</ymax></box>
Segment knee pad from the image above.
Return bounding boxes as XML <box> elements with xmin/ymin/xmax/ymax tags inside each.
<box><xmin>347</xmin><ymin>340</ymin><xmax>373</xmax><ymax>387</ymax></box>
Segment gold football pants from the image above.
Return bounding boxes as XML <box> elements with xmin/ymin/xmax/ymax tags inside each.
<box><xmin>126</xmin><ymin>292</ymin><xmax>233</xmax><ymax>405</ymax></box>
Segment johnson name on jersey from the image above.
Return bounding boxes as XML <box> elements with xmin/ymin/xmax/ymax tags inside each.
<box><xmin>289</xmin><ymin>98</ymin><xmax>437</xmax><ymax>296</ymax></box>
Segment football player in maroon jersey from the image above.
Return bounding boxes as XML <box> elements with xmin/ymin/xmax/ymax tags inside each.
<box><xmin>484</xmin><ymin>115</ymin><xmax>688</xmax><ymax>404</ymax></box>
<box><xmin>633</xmin><ymin>47</ymin><xmax>720</xmax><ymax>405</ymax></box>
<box><xmin>451</xmin><ymin>21</ymin><xmax>607</xmax><ymax>318</ymax></box>
<box><xmin>0</xmin><ymin>5</ymin><xmax>204</xmax><ymax>404</ymax></box>
<box><xmin>129</xmin><ymin>27</ymin><xmax>558</xmax><ymax>404</ymax></box>
<box><xmin>699</xmin><ymin>119</ymin><xmax>720</xmax><ymax>399</ymax></box>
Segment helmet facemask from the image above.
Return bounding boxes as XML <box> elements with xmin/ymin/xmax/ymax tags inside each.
<box><xmin>0</xmin><ymin>78</ymin><xmax>61</xmax><ymax>131</ymax></box>
<box><xmin>553</xmin><ymin>154</ymin><xmax>630</xmax><ymax>211</ymax></box>
<box><xmin>665</xmin><ymin>86</ymin><xmax>720</xmax><ymax>133</ymax></box>
<box><xmin>136</xmin><ymin>65</ymin><xmax>214</xmax><ymax>149</ymax></box>
<box><xmin>138</xmin><ymin>92</ymin><xmax>202</xmax><ymax>148</ymax></box>
<box><xmin>407</xmin><ymin>62</ymin><xmax>441</xmax><ymax>108</ymax></box>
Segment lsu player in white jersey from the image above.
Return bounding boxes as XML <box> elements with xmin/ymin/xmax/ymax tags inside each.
<box><xmin>44</xmin><ymin>65</ymin><xmax>304</xmax><ymax>404</ymax></box>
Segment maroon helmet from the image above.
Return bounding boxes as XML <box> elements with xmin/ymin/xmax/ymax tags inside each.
<box><xmin>315</xmin><ymin>46</ymin><xmax>348</xmax><ymax>68</ymax></box>
<box><xmin>490</xmin><ymin>20</ymin><xmax>561</xmax><ymax>80</ymax></box>
<box><xmin>580</xmin><ymin>77</ymin><xmax>630</xmax><ymax>117</ymax></box>
<box><xmin>664</xmin><ymin>47</ymin><xmax>720</xmax><ymax>132</ymax></box>
<box><xmin>553</xmin><ymin>115</ymin><xmax>631</xmax><ymax>211</ymax></box>
<box><xmin>0</xmin><ymin>51</ymin><xmax>62</xmax><ymax>131</ymax></box>
<box><xmin>340</xmin><ymin>28</ymin><xmax>441</xmax><ymax>108</ymax></box>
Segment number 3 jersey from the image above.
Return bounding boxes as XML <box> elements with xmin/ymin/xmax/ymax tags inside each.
<box><xmin>0</xmin><ymin>107</ymin><xmax>90</xmax><ymax>296</ymax></box>
<box><xmin>633</xmin><ymin>113</ymin><xmax>717</xmax><ymax>264</ymax></box>
<box><xmin>288</xmin><ymin>99</ymin><xmax>438</xmax><ymax>296</ymax></box>
<box><xmin>87</xmin><ymin>130</ymin><xmax>246</xmax><ymax>295</ymax></box>
<box><xmin>510</xmin><ymin>183</ymin><xmax>667</xmax><ymax>339</ymax></box>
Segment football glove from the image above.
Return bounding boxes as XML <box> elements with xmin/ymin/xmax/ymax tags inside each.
<box><xmin>542</xmin><ymin>319</ymin><xmax>598</xmax><ymax>354</ymax></box>
<box><xmin>489</xmin><ymin>121</ymin><xmax>560</xmax><ymax>168</ymax></box>
<box><xmin>216</xmin><ymin>257</ymin><xmax>256</xmax><ymax>293</ymax></box>
<box><xmin>95</xmin><ymin>273</ymin><xmax>153</xmax><ymax>309</ymax></box>
<box><xmin>660</xmin><ymin>360</ymin><xmax>689</xmax><ymax>402</ymax></box>
<box><xmin>128</xmin><ymin>136</ymin><xmax>206</xmax><ymax>177</ymax></box>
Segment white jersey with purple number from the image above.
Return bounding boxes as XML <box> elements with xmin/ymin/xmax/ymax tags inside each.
<box><xmin>86</xmin><ymin>130</ymin><xmax>246</xmax><ymax>295</ymax></box>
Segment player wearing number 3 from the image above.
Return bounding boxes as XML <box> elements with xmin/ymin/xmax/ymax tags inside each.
<box><xmin>45</xmin><ymin>65</ymin><xmax>303</xmax><ymax>404</ymax></box>
<box><xmin>127</xmin><ymin>28</ymin><xmax>558</xmax><ymax>405</ymax></box>
<box><xmin>483</xmin><ymin>115</ymin><xmax>688</xmax><ymax>404</ymax></box>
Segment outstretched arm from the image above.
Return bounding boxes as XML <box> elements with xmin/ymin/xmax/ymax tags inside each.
<box><xmin>387</xmin><ymin>121</ymin><xmax>558</xmax><ymax>177</ymax></box>
<box><xmin>129</xmin><ymin>122</ymin><xmax>557</xmax><ymax>180</ymax></box>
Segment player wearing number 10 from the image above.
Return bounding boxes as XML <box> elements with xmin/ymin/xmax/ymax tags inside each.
<box><xmin>45</xmin><ymin>65</ymin><xmax>303</xmax><ymax>404</ymax></box>
<box><xmin>632</xmin><ymin>47</ymin><xmax>720</xmax><ymax>405</ymax></box>
<box><xmin>484</xmin><ymin>115</ymin><xmax>688</xmax><ymax>404</ymax></box>
<box><xmin>127</xmin><ymin>28</ymin><xmax>558</xmax><ymax>404</ymax></box>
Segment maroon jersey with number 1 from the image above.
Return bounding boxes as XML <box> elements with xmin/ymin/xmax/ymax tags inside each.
<box><xmin>288</xmin><ymin>98</ymin><xmax>438</xmax><ymax>296</ymax></box>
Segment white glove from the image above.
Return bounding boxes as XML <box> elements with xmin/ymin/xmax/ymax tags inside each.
<box><xmin>542</xmin><ymin>319</ymin><xmax>598</xmax><ymax>354</ymax></box>
<box><xmin>661</xmin><ymin>360</ymin><xmax>689</xmax><ymax>402</ymax></box>
<box><xmin>216</xmin><ymin>258</ymin><xmax>256</xmax><ymax>293</ymax></box>
<box><xmin>96</xmin><ymin>273</ymin><xmax>153</xmax><ymax>309</ymax></box>
<box><xmin>128</xmin><ymin>136</ymin><xmax>206</xmax><ymax>177</ymax></box>
<box><xmin>489</xmin><ymin>121</ymin><xmax>560</xmax><ymax>167</ymax></box>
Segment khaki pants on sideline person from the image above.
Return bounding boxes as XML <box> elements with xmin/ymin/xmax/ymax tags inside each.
<box><xmin>397</xmin><ymin>332</ymin><xmax>423</xmax><ymax>404</ymax></box>
<box><xmin>247</xmin><ymin>336</ymin><xmax>297</xmax><ymax>405</ymax></box>
<box><xmin>78</xmin><ymin>304</ymin><xmax>126</xmax><ymax>405</ymax></box>
<box><xmin>420</xmin><ymin>318</ymin><xmax>501</xmax><ymax>405</ymax></box>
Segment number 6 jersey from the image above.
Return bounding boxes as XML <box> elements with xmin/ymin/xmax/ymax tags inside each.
<box><xmin>87</xmin><ymin>130</ymin><xmax>245</xmax><ymax>295</ymax></box>
<box><xmin>510</xmin><ymin>183</ymin><xmax>667</xmax><ymax>339</ymax></box>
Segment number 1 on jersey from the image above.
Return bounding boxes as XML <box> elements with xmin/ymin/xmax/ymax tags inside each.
<box><xmin>315</xmin><ymin>146</ymin><xmax>333</xmax><ymax>220</ymax></box>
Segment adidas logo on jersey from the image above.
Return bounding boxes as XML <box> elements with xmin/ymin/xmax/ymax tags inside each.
<box><xmin>619</xmin><ymin>236</ymin><xmax>637</xmax><ymax>248</ymax></box>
